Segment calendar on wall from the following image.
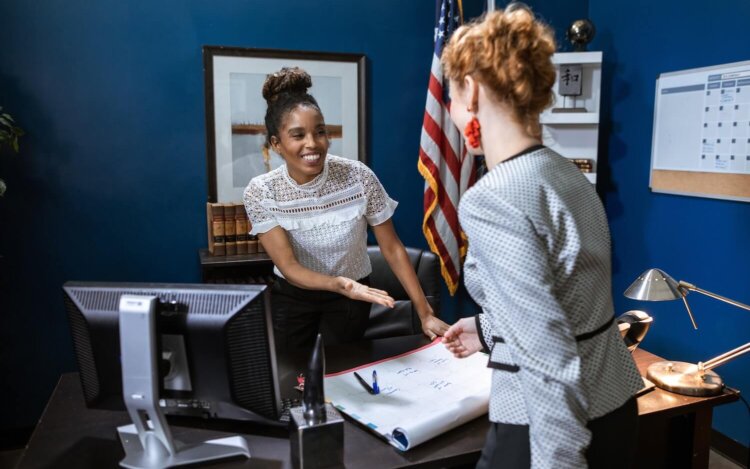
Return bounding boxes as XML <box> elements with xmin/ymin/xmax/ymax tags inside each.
<box><xmin>650</xmin><ymin>59</ymin><xmax>750</xmax><ymax>202</ymax></box>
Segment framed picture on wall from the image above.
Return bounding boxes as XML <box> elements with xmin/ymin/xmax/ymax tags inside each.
<box><xmin>203</xmin><ymin>46</ymin><xmax>367</xmax><ymax>203</ymax></box>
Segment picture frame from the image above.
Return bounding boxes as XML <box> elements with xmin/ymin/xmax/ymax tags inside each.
<box><xmin>203</xmin><ymin>46</ymin><xmax>367</xmax><ymax>203</ymax></box>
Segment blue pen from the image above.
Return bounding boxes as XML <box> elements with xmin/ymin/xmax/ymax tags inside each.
<box><xmin>353</xmin><ymin>371</ymin><xmax>375</xmax><ymax>394</ymax></box>
<box><xmin>372</xmin><ymin>370</ymin><xmax>380</xmax><ymax>395</ymax></box>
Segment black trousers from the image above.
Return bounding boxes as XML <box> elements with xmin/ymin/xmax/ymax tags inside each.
<box><xmin>476</xmin><ymin>396</ymin><xmax>639</xmax><ymax>469</ymax></box>
<box><xmin>270</xmin><ymin>276</ymin><xmax>372</xmax><ymax>353</ymax></box>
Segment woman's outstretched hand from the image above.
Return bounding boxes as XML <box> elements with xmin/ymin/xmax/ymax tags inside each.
<box><xmin>442</xmin><ymin>317</ymin><xmax>483</xmax><ymax>358</ymax></box>
<box><xmin>336</xmin><ymin>277</ymin><xmax>395</xmax><ymax>308</ymax></box>
<box><xmin>420</xmin><ymin>315</ymin><xmax>450</xmax><ymax>341</ymax></box>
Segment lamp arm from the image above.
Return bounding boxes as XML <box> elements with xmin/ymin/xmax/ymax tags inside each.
<box><xmin>679</xmin><ymin>281</ymin><xmax>750</xmax><ymax>312</ymax></box>
<box><xmin>678</xmin><ymin>291</ymin><xmax>699</xmax><ymax>330</ymax></box>
<box><xmin>699</xmin><ymin>342</ymin><xmax>750</xmax><ymax>372</ymax></box>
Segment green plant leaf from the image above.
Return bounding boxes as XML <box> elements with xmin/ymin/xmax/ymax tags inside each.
<box><xmin>0</xmin><ymin>108</ymin><xmax>23</xmax><ymax>153</ymax></box>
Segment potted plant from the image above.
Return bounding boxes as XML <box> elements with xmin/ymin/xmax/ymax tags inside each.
<box><xmin>0</xmin><ymin>106</ymin><xmax>25</xmax><ymax>196</ymax></box>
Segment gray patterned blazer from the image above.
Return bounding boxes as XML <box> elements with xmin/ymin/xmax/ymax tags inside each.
<box><xmin>460</xmin><ymin>146</ymin><xmax>643</xmax><ymax>468</ymax></box>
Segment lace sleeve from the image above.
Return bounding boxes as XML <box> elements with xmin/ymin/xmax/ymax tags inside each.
<box><xmin>243</xmin><ymin>180</ymin><xmax>279</xmax><ymax>235</ymax></box>
<box><xmin>360</xmin><ymin>164</ymin><xmax>398</xmax><ymax>226</ymax></box>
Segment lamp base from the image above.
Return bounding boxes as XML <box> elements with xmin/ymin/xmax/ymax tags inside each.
<box><xmin>646</xmin><ymin>361</ymin><xmax>724</xmax><ymax>397</ymax></box>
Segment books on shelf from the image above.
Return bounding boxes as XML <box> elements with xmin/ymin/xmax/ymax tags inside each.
<box><xmin>235</xmin><ymin>204</ymin><xmax>249</xmax><ymax>255</ymax></box>
<box><xmin>570</xmin><ymin>158</ymin><xmax>593</xmax><ymax>173</ymax></box>
<box><xmin>247</xmin><ymin>234</ymin><xmax>259</xmax><ymax>254</ymax></box>
<box><xmin>206</xmin><ymin>203</ymin><xmax>226</xmax><ymax>256</ymax></box>
<box><xmin>206</xmin><ymin>202</ymin><xmax>254</xmax><ymax>257</ymax></box>
<box><xmin>223</xmin><ymin>203</ymin><xmax>237</xmax><ymax>256</ymax></box>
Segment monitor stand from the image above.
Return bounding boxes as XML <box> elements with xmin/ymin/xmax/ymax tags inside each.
<box><xmin>117</xmin><ymin>294</ymin><xmax>251</xmax><ymax>469</ymax></box>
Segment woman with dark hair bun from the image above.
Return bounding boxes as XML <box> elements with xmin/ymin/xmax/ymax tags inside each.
<box><xmin>439</xmin><ymin>6</ymin><xmax>643</xmax><ymax>469</ymax></box>
<box><xmin>244</xmin><ymin>67</ymin><xmax>448</xmax><ymax>352</ymax></box>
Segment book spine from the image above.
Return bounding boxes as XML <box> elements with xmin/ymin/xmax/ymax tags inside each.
<box><xmin>570</xmin><ymin>158</ymin><xmax>593</xmax><ymax>173</ymax></box>
<box><xmin>206</xmin><ymin>202</ymin><xmax>214</xmax><ymax>254</ymax></box>
<box><xmin>247</xmin><ymin>225</ymin><xmax>258</xmax><ymax>254</ymax></box>
<box><xmin>223</xmin><ymin>203</ymin><xmax>237</xmax><ymax>256</ymax></box>
<box><xmin>235</xmin><ymin>203</ymin><xmax>249</xmax><ymax>255</ymax></box>
<box><xmin>209</xmin><ymin>203</ymin><xmax>226</xmax><ymax>256</ymax></box>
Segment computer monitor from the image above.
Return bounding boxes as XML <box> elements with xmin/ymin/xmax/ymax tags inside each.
<box><xmin>63</xmin><ymin>281</ymin><xmax>283</xmax><ymax>425</ymax></box>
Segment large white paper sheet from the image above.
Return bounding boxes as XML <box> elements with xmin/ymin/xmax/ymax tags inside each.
<box><xmin>325</xmin><ymin>339</ymin><xmax>492</xmax><ymax>451</ymax></box>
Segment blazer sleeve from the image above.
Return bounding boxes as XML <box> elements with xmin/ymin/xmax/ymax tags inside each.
<box><xmin>475</xmin><ymin>314</ymin><xmax>493</xmax><ymax>354</ymax></box>
<box><xmin>461</xmin><ymin>188</ymin><xmax>591</xmax><ymax>469</ymax></box>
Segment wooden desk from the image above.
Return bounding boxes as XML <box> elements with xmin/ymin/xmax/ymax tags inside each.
<box><xmin>632</xmin><ymin>348</ymin><xmax>739</xmax><ymax>469</ymax></box>
<box><xmin>17</xmin><ymin>338</ymin><xmax>739</xmax><ymax>468</ymax></box>
<box><xmin>18</xmin><ymin>336</ymin><xmax>487</xmax><ymax>469</ymax></box>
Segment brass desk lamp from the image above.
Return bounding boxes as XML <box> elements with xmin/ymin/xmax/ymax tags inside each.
<box><xmin>624</xmin><ymin>268</ymin><xmax>750</xmax><ymax>396</ymax></box>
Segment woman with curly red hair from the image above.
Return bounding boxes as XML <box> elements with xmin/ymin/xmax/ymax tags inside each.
<box><xmin>440</xmin><ymin>5</ymin><xmax>642</xmax><ymax>468</ymax></box>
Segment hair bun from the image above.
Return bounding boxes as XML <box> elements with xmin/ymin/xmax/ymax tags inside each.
<box><xmin>262</xmin><ymin>67</ymin><xmax>312</xmax><ymax>103</ymax></box>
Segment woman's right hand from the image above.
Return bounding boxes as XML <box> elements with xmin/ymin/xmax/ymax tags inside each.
<box><xmin>336</xmin><ymin>277</ymin><xmax>395</xmax><ymax>308</ymax></box>
<box><xmin>442</xmin><ymin>317</ymin><xmax>483</xmax><ymax>358</ymax></box>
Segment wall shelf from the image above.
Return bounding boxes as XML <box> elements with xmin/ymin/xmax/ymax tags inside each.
<box><xmin>551</xmin><ymin>51</ymin><xmax>602</xmax><ymax>65</ymax></box>
<box><xmin>540</xmin><ymin>112</ymin><xmax>600</xmax><ymax>125</ymax></box>
<box><xmin>541</xmin><ymin>51</ymin><xmax>602</xmax><ymax>184</ymax></box>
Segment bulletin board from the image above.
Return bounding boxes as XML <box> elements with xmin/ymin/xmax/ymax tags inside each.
<box><xmin>650</xmin><ymin>59</ymin><xmax>750</xmax><ymax>202</ymax></box>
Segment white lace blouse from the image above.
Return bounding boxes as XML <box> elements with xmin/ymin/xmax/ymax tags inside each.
<box><xmin>242</xmin><ymin>155</ymin><xmax>398</xmax><ymax>281</ymax></box>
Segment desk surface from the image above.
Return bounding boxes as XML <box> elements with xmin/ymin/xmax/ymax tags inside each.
<box><xmin>18</xmin><ymin>338</ymin><xmax>739</xmax><ymax>469</ymax></box>
<box><xmin>19</xmin><ymin>335</ymin><xmax>486</xmax><ymax>469</ymax></box>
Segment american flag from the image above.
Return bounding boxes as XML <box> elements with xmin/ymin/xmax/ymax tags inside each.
<box><xmin>418</xmin><ymin>0</ymin><xmax>477</xmax><ymax>295</ymax></box>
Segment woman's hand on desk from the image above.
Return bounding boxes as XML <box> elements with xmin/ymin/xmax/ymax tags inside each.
<box><xmin>336</xmin><ymin>277</ymin><xmax>395</xmax><ymax>308</ymax></box>
<box><xmin>442</xmin><ymin>317</ymin><xmax>483</xmax><ymax>358</ymax></box>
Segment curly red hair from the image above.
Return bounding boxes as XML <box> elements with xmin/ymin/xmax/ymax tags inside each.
<box><xmin>442</xmin><ymin>8</ymin><xmax>556</xmax><ymax>138</ymax></box>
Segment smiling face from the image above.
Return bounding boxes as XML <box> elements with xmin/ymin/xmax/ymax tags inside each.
<box><xmin>270</xmin><ymin>104</ymin><xmax>330</xmax><ymax>184</ymax></box>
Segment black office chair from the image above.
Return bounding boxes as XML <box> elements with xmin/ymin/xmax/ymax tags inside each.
<box><xmin>363</xmin><ymin>246</ymin><xmax>441</xmax><ymax>339</ymax></box>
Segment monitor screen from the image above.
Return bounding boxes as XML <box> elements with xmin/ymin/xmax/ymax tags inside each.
<box><xmin>63</xmin><ymin>282</ymin><xmax>283</xmax><ymax>425</ymax></box>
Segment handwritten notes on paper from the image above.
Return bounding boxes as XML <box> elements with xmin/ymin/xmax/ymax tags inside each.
<box><xmin>324</xmin><ymin>339</ymin><xmax>492</xmax><ymax>451</ymax></box>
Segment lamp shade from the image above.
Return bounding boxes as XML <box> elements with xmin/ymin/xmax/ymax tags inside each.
<box><xmin>624</xmin><ymin>268</ymin><xmax>683</xmax><ymax>301</ymax></box>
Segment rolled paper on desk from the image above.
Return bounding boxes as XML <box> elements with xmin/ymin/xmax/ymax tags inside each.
<box><xmin>389</xmin><ymin>393</ymin><xmax>489</xmax><ymax>451</ymax></box>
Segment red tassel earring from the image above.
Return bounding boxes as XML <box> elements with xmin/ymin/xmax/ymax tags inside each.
<box><xmin>464</xmin><ymin>117</ymin><xmax>481</xmax><ymax>148</ymax></box>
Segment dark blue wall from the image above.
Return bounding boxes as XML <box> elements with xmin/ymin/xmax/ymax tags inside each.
<box><xmin>29</xmin><ymin>0</ymin><xmax>750</xmax><ymax>450</ymax></box>
<box><xmin>590</xmin><ymin>0</ymin><xmax>750</xmax><ymax>446</ymax></box>
<box><xmin>0</xmin><ymin>0</ymin><xmax>502</xmax><ymax>433</ymax></box>
<box><xmin>0</xmin><ymin>0</ymin><xmax>584</xmax><ymax>433</ymax></box>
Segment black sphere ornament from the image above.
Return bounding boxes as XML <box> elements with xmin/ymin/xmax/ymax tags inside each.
<box><xmin>566</xmin><ymin>19</ymin><xmax>596</xmax><ymax>51</ymax></box>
